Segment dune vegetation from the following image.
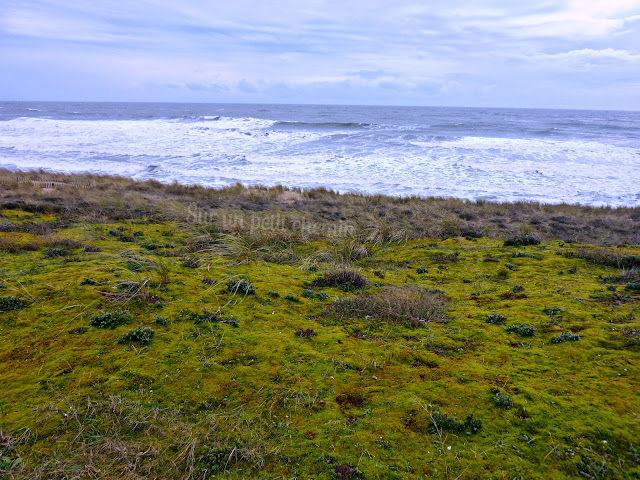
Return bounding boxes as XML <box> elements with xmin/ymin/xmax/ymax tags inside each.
<box><xmin>1</xmin><ymin>170</ymin><xmax>639</xmax><ymax>479</ymax></box>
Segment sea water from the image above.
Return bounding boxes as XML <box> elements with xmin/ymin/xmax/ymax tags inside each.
<box><xmin>0</xmin><ymin>102</ymin><xmax>638</xmax><ymax>206</ymax></box>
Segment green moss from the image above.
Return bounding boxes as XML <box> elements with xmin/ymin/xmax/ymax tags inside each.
<box><xmin>1</xmin><ymin>205</ymin><xmax>639</xmax><ymax>480</ymax></box>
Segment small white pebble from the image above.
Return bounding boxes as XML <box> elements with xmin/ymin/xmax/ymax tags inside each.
<box><xmin>603</xmin><ymin>440</ymin><xmax>608</xmax><ymax>443</ymax></box>
<box><xmin>447</xmin><ymin>446</ymin><xmax>452</xmax><ymax>450</ymax></box>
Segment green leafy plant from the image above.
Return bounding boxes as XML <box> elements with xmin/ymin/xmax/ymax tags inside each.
<box><xmin>0</xmin><ymin>296</ymin><xmax>28</xmax><ymax>311</ymax></box>
<box><xmin>493</xmin><ymin>391</ymin><xmax>513</xmax><ymax>409</ymax></box>
<box><xmin>429</xmin><ymin>409</ymin><xmax>482</xmax><ymax>433</ymax></box>
<box><xmin>118</xmin><ymin>327</ymin><xmax>155</xmax><ymax>345</ymax></box>
<box><xmin>505</xmin><ymin>324</ymin><xmax>536</xmax><ymax>336</ymax></box>
<box><xmin>89</xmin><ymin>310</ymin><xmax>133</xmax><ymax>329</ymax></box>
<box><xmin>550</xmin><ymin>332</ymin><xmax>581</xmax><ymax>343</ymax></box>
<box><xmin>485</xmin><ymin>313</ymin><xmax>507</xmax><ymax>325</ymax></box>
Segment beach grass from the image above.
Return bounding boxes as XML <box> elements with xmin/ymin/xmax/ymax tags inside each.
<box><xmin>1</xmin><ymin>170</ymin><xmax>639</xmax><ymax>479</ymax></box>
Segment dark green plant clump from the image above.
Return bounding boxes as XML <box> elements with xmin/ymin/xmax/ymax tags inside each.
<box><xmin>416</xmin><ymin>266</ymin><xmax>429</xmax><ymax>274</ymax></box>
<box><xmin>550</xmin><ymin>332</ymin><xmax>581</xmax><ymax>343</ymax></box>
<box><xmin>430</xmin><ymin>410</ymin><xmax>482</xmax><ymax>434</ymax></box>
<box><xmin>108</xmin><ymin>229</ymin><xmax>134</xmax><ymax>242</ymax></box>
<box><xmin>302</xmin><ymin>289</ymin><xmax>328</xmax><ymax>301</ymax></box>
<box><xmin>154</xmin><ymin>316</ymin><xmax>168</xmax><ymax>326</ymax></box>
<box><xmin>89</xmin><ymin>310</ymin><xmax>133</xmax><ymax>329</ymax></box>
<box><xmin>0</xmin><ymin>296</ymin><xmax>28</xmax><ymax>311</ymax></box>
<box><xmin>227</xmin><ymin>279</ymin><xmax>255</xmax><ymax>295</ymax></box>
<box><xmin>511</xmin><ymin>285</ymin><xmax>525</xmax><ymax>293</ymax></box>
<box><xmin>504</xmin><ymin>235</ymin><xmax>541</xmax><ymax>247</ymax></box>
<box><xmin>80</xmin><ymin>277</ymin><xmax>98</xmax><ymax>286</ymax></box>
<box><xmin>267</xmin><ymin>290</ymin><xmax>280</xmax><ymax>298</ymax></box>
<box><xmin>42</xmin><ymin>247</ymin><xmax>69</xmax><ymax>257</ymax></box>
<box><xmin>118</xmin><ymin>327</ymin><xmax>155</xmax><ymax>345</ymax></box>
<box><xmin>312</xmin><ymin>270</ymin><xmax>368</xmax><ymax>291</ymax></box>
<box><xmin>192</xmin><ymin>310</ymin><xmax>220</xmax><ymax>324</ymax></box>
<box><xmin>505</xmin><ymin>324</ymin><xmax>536</xmax><ymax>337</ymax></box>
<box><xmin>284</xmin><ymin>293</ymin><xmax>300</xmax><ymax>302</ymax></box>
<box><xmin>543</xmin><ymin>306</ymin><xmax>563</xmax><ymax>316</ymax></box>
<box><xmin>493</xmin><ymin>391</ymin><xmax>513</xmax><ymax>409</ymax></box>
<box><xmin>625</xmin><ymin>282</ymin><xmax>640</xmax><ymax>292</ymax></box>
<box><xmin>485</xmin><ymin>313</ymin><xmax>507</xmax><ymax>325</ymax></box>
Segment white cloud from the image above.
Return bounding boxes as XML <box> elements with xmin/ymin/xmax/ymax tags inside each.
<box><xmin>1</xmin><ymin>0</ymin><xmax>639</xmax><ymax>108</ymax></box>
<box><xmin>535</xmin><ymin>48</ymin><xmax>640</xmax><ymax>69</ymax></box>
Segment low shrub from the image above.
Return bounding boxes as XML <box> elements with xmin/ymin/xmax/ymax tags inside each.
<box><xmin>0</xmin><ymin>296</ymin><xmax>28</xmax><ymax>311</ymax></box>
<box><xmin>118</xmin><ymin>327</ymin><xmax>155</xmax><ymax>345</ymax></box>
<box><xmin>267</xmin><ymin>290</ymin><xmax>280</xmax><ymax>298</ymax></box>
<box><xmin>511</xmin><ymin>285</ymin><xmax>525</xmax><ymax>293</ymax></box>
<box><xmin>312</xmin><ymin>270</ymin><xmax>367</xmax><ymax>291</ymax></box>
<box><xmin>505</xmin><ymin>324</ymin><xmax>536</xmax><ymax>336</ymax></box>
<box><xmin>284</xmin><ymin>293</ymin><xmax>300</xmax><ymax>302</ymax></box>
<box><xmin>543</xmin><ymin>306</ymin><xmax>563</xmax><ymax>316</ymax></box>
<box><xmin>80</xmin><ymin>277</ymin><xmax>98</xmax><ymax>286</ymax></box>
<box><xmin>89</xmin><ymin>310</ymin><xmax>133</xmax><ymax>329</ymax></box>
<box><xmin>416</xmin><ymin>266</ymin><xmax>429</xmax><ymax>274</ymax></box>
<box><xmin>550</xmin><ymin>332</ymin><xmax>581</xmax><ymax>343</ymax></box>
<box><xmin>504</xmin><ymin>235</ymin><xmax>541</xmax><ymax>247</ymax></box>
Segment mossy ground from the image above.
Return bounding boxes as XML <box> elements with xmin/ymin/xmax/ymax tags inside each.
<box><xmin>1</xmin><ymin>207</ymin><xmax>639</xmax><ymax>479</ymax></box>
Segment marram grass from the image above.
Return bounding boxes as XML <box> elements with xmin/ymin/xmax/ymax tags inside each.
<box><xmin>0</xmin><ymin>176</ymin><xmax>639</xmax><ymax>478</ymax></box>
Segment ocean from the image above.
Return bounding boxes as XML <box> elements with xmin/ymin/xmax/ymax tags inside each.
<box><xmin>0</xmin><ymin>101</ymin><xmax>638</xmax><ymax>206</ymax></box>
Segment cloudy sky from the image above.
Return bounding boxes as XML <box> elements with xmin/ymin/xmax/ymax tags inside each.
<box><xmin>1</xmin><ymin>0</ymin><xmax>639</xmax><ymax>109</ymax></box>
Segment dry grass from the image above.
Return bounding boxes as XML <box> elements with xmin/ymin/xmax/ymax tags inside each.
<box><xmin>324</xmin><ymin>285</ymin><xmax>449</xmax><ymax>328</ymax></box>
<box><xmin>1</xmin><ymin>169</ymin><xmax>639</xmax><ymax>246</ymax></box>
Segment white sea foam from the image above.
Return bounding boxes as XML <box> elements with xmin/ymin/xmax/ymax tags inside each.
<box><xmin>0</xmin><ymin>115</ymin><xmax>638</xmax><ymax>206</ymax></box>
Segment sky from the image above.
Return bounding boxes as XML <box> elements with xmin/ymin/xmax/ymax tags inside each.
<box><xmin>1</xmin><ymin>0</ymin><xmax>639</xmax><ymax>109</ymax></box>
